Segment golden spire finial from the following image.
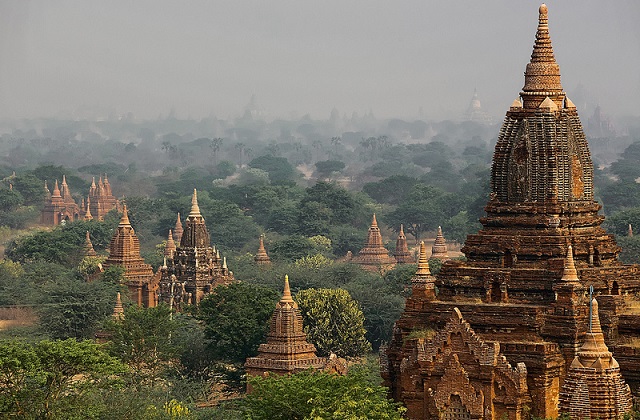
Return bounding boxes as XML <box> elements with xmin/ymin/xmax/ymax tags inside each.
<box><xmin>91</xmin><ymin>177</ymin><xmax>96</xmax><ymax>188</ymax></box>
<box><xmin>62</xmin><ymin>174</ymin><xmax>68</xmax><ymax>185</ymax></box>
<box><xmin>416</xmin><ymin>241</ymin><xmax>431</xmax><ymax>275</ymax></box>
<box><xmin>120</xmin><ymin>204</ymin><xmax>131</xmax><ymax>226</ymax></box>
<box><xmin>282</xmin><ymin>274</ymin><xmax>294</xmax><ymax>303</ymax></box>
<box><xmin>189</xmin><ymin>189</ymin><xmax>202</xmax><ymax>217</ymax></box>
<box><xmin>371</xmin><ymin>213</ymin><xmax>378</xmax><ymax>228</ymax></box>
<box><xmin>399</xmin><ymin>224</ymin><xmax>405</xmax><ymax>237</ymax></box>
<box><xmin>561</xmin><ymin>244</ymin><xmax>579</xmax><ymax>281</ymax></box>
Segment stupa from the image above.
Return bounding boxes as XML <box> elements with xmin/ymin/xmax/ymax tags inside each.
<box><xmin>430</xmin><ymin>226</ymin><xmax>449</xmax><ymax>261</ymax></box>
<box><xmin>394</xmin><ymin>225</ymin><xmax>414</xmax><ymax>264</ymax></box>
<box><xmin>352</xmin><ymin>214</ymin><xmax>396</xmax><ymax>270</ymax></box>
<box><xmin>245</xmin><ymin>275</ymin><xmax>326</xmax><ymax>390</ymax></box>
<box><xmin>254</xmin><ymin>235</ymin><xmax>271</xmax><ymax>265</ymax></box>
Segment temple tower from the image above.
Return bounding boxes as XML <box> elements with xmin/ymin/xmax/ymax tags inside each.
<box><xmin>173</xmin><ymin>213</ymin><xmax>184</xmax><ymax>244</ymax></box>
<box><xmin>394</xmin><ymin>225</ymin><xmax>414</xmax><ymax>264</ymax></box>
<box><xmin>87</xmin><ymin>174</ymin><xmax>120</xmax><ymax>220</ymax></box>
<box><xmin>103</xmin><ymin>205</ymin><xmax>156</xmax><ymax>307</ymax></box>
<box><xmin>158</xmin><ymin>189</ymin><xmax>234</xmax><ymax>307</ymax></box>
<box><xmin>165</xmin><ymin>230</ymin><xmax>176</xmax><ymax>259</ymax></box>
<box><xmin>352</xmin><ymin>214</ymin><xmax>396</xmax><ymax>270</ymax></box>
<box><xmin>383</xmin><ymin>5</ymin><xmax>640</xmax><ymax>419</ymax></box>
<box><xmin>245</xmin><ymin>275</ymin><xmax>326</xmax><ymax>389</ymax></box>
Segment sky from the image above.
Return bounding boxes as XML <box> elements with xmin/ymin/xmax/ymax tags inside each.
<box><xmin>1</xmin><ymin>1</ymin><xmax>639</xmax><ymax>121</ymax></box>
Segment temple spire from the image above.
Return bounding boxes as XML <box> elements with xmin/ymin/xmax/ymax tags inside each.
<box><xmin>52</xmin><ymin>179</ymin><xmax>61</xmax><ymax>197</ymax></box>
<box><xmin>561</xmin><ymin>245</ymin><xmax>579</xmax><ymax>281</ymax></box>
<box><xmin>521</xmin><ymin>4</ymin><xmax>564</xmax><ymax>109</ymax></box>
<box><xmin>188</xmin><ymin>189</ymin><xmax>202</xmax><ymax>218</ymax></box>
<box><xmin>112</xmin><ymin>292</ymin><xmax>125</xmax><ymax>321</ymax></box>
<box><xmin>84</xmin><ymin>197</ymin><xmax>93</xmax><ymax>220</ymax></box>
<box><xmin>165</xmin><ymin>229</ymin><xmax>176</xmax><ymax>258</ymax></box>
<box><xmin>430</xmin><ymin>226</ymin><xmax>449</xmax><ymax>260</ymax></box>
<box><xmin>281</xmin><ymin>274</ymin><xmax>294</xmax><ymax>304</ymax></box>
<box><xmin>416</xmin><ymin>241</ymin><xmax>431</xmax><ymax>276</ymax></box>
<box><xmin>83</xmin><ymin>231</ymin><xmax>97</xmax><ymax>257</ymax></box>
<box><xmin>255</xmin><ymin>234</ymin><xmax>271</xmax><ymax>265</ymax></box>
<box><xmin>119</xmin><ymin>204</ymin><xmax>131</xmax><ymax>227</ymax></box>
<box><xmin>628</xmin><ymin>224</ymin><xmax>633</xmax><ymax>237</ymax></box>
<box><xmin>394</xmin><ymin>224</ymin><xmax>413</xmax><ymax>264</ymax></box>
<box><xmin>173</xmin><ymin>212</ymin><xmax>183</xmax><ymax>243</ymax></box>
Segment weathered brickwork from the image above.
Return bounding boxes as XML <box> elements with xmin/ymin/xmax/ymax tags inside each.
<box><xmin>383</xmin><ymin>5</ymin><xmax>640</xmax><ymax>419</ymax></box>
<box><xmin>158</xmin><ymin>190</ymin><xmax>234</xmax><ymax>308</ymax></box>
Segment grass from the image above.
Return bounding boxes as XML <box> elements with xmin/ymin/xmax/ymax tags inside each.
<box><xmin>405</xmin><ymin>327</ymin><xmax>436</xmax><ymax>343</ymax></box>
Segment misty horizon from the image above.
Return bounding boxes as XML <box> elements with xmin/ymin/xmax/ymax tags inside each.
<box><xmin>1</xmin><ymin>1</ymin><xmax>639</xmax><ymax>122</ymax></box>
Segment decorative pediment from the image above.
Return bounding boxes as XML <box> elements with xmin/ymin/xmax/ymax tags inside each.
<box><xmin>433</xmin><ymin>354</ymin><xmax>484</xmax><ymax>417</ymax></box>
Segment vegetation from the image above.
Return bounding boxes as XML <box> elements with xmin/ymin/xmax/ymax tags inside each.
<box><xmin>295</xmin><ymin>288</ymin><xmax>371</xmax><ymax>357</ymax></box>
<box><xmin>244</xmin><ymin>368</ymin><xmax>406</xmax><ymax>420</ymax></box>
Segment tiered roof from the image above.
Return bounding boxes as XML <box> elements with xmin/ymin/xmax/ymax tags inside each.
<box><xmin>254</xmin><ymin>235</ymin><xmax>271</xmax><ymax>265</ymax></box>
<box><xmin>352</xmin><ymin>214</ymin><xmax>396</xmax><ymax>268</ymax></box>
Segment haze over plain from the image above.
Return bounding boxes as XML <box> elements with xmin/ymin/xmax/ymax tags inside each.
<box><xmin>1</xmin><ymin>0</ymin><xmax>639</xmax><ymax>121</ymax></box>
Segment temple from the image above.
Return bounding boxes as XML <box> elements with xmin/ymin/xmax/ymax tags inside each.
<box><xmin>158</xmin><ymin>189</ymin><xmax>234</xmax><ymax>308</ymax></box>
<box><xmin>41</xmin><ymin>174</ymin><xmax>120</xmax><ymax>225</ymax></box>
<box><xmin>383</xmin><ymin>5</ymin><xmax>640</xmax><ymax>419</ymax></box>
<box><xmin>245</xmin><ymin>275</ymin><xmax>327</xmax><ymax>390</ymax></box>
<box><xmin>103</xmin><ymin>205</ymin><xmax>158</xmax><ymax>307</ymax></box>
<box><xmin>352</xmin><ymin>214</ymin><xmax>396</xmax><ymax>271</ymax></box>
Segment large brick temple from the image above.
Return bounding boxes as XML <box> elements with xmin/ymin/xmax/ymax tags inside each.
<box><xmin>382</xmin><ymin>5</ymin><xmax>640</xmax><ymax>419</ymax></box>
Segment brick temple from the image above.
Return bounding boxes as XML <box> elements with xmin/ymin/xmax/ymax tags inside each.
<box><xmin>158</xmin><ymin>189</ymin><xmax>234</xmax><ymax>308</ymax></box>
<box><xmin>103</xmin><ymin>205</ymin><xmax>158</xmax><ymax>307</ymax></box>
<box><xmin>382</xmin><ymin>5</ymin><xmax>639</xmax><ymax>419</ymax></box>
<box><xmin>41</xmin><ymin>174</ymin><xmax>120</xmax><ymax>225</ymax></box>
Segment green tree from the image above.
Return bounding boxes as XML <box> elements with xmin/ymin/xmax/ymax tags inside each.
<box><xmin>244</xmin><ymin>368</ymin><xmax>405</xmax><ymax>420</ymax></box>
<box><xmin>362</xmin><ymin>175</ymin><xmax>419</xmax><ymax>205</ymax></box>
<box><xmin>196</xmin><ymin>283</ymin><xmax>279</xmax><ymax>364</ymax></box>
<box><xmin>0</xmin><ymin>339</ymin><xmax>125</xmax><ymax>419</ymax></box>
<box><xmin>249</xmin><ymin>155</ymin><xmax>297</xmax><ymax>184</ymax></box>
<box><xmin>38</xmin><ymin>277</ymin><xmax>119</xmax><ymax>339</ymax></box>
<box><xmin>315</xmin><ymin>160</ymin><xmax>345</xmax><ymax>179</ymax></box>
<box><xmin>295</xmin><ymin>288</ymin><xmax>371</xmax><ymax>357</ymax></box>
<box><xmin>104</xmin><ymin>304</ymin><xmax>184</xmax><ymax>378</ymax></box>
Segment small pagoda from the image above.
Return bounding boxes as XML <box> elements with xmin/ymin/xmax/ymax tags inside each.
<box><xmin>394</xmin><ymin>225</ymin><xmax>414</xmax><ymax>264</ymax></box>
<box><xmin>245</xmin><ymin>275</ymin><xmax>326</xmax><ymax>390</ymax></box>
<box><xmin>254</xmin><ymin>235</ymin><xmax>271</xmax><ymax>265</ymax></box>
<box><xmin>430</xmin><ymin>226</ymin><xmax>449</xmax><ymax>261</ymax></box>
<box><xmin>559</xmin><ymin>297</ymin><xmax>633</xmax><ymax>419</ymax></box>
<box><xmin>352</xmin><ymin>214</ymin><xmax>396</xmax><ymax>271</ymax></box>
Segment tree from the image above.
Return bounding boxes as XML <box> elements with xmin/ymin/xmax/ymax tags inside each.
<box><xmin>249</xmin><ymin>155</ymin><xmax>297</xmax><ymax>184</ymax></box>
<box><xmin>362</xmin><ymin>175</ymin><xmax>419</xmax><ymax>205</ymax></box>
<box><xmin>244</xmin><ymin>368</ymin><xmax>405</xmax><ymax>420</ymax></box>
<box><xmin>315</xmin><ymin>160</ymin><xmax>345</xmax><ymax>179</ymax></box>
<box><xmin>0</xmin><ymin>339</ymin><xmax>125</xmax><ymax>418</ymax></box>
<box><xmin>104</xmin><ymin>304</ymin><xmax>185</xmax><ymax>378</ymax></box>
<box><xmin>195</xmin><ymin>283</ymin><xmax>279</xmax><ymax>365</ymax></box>
<box><xmin>295</xmin><ymin>288</ymin><xmax>371</xmax><ymax>357</ymax></box>
<box><xmin>38</xmin><ymin>277</ymin><xmax>119</xmax><ymax>339</ymax></box>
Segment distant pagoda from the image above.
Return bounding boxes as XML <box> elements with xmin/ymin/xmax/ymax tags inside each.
<box><xmin>394</xmin><ymin>225</ymin><xmax>414</xmax><ymax>264</ymax></box>
<box><xmin>352</xmin><ymin>214</ymin><xmax>396</xmax><ymax>270</ymax></box>
<box><xmin>430</xmin><ymin>226</ymin><xmax>449</xmax><ymax>261</ymax></box>
<box><xmin>245</xmin><ymin>275</ymin><xmax>326</xmax><ymax>389</ymax></box>
<box><xmin>254</xmin><ymin>235</ymin><xmax>271</xmax><ymax>265</ymax></box>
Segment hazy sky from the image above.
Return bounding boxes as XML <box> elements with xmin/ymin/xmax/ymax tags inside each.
<box><xmin>1</xmin><ymin>1</ymin><xmax>639</xmax><ymax>121</ymax></box>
